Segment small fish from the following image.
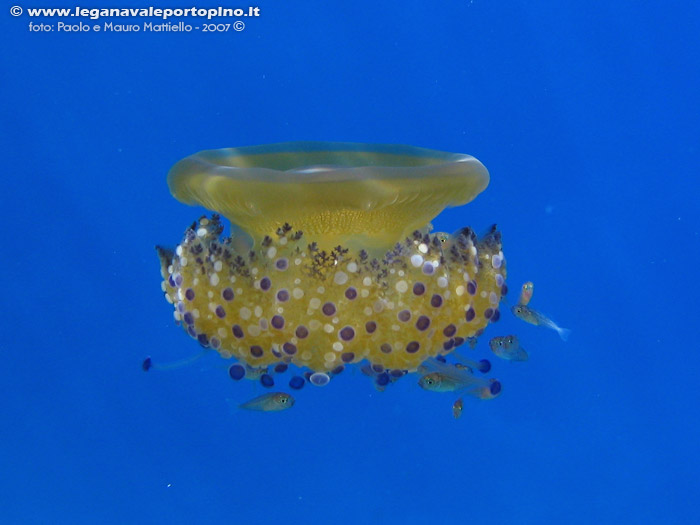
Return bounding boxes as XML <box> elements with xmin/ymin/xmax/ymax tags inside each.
<box><xmin>239</xmin><ymin>392</ymin><xmax>295</xmax><ymax>412</ymax></box>
<box><xmin>418</xmin><ymin>358</ymin><xmax>501</xmax><ymax>399</ymax></box>
<box><xmin>518</xmin><ymin>281</ymin><xmax>534</xmax><ymax>306</ymax></box>
<box><xmin>511</xmin><ymin>304</ymin><xmax>571</xmax><ymax>341</ymax></box>
<box><xmin>489</xmin><ymin>335</ymin><xmax>528</xmax><ymax>361</ymax></box>
<box><xmin>452</xmin><ymin>398</ymin><xmax>464</xmax><ymax>419</ymax></box>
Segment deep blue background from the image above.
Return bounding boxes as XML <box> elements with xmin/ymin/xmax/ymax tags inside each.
<box><xmin>2</xmin><ymin>1</ymin><xmax>698</xmax><ymax>523</ymax></box>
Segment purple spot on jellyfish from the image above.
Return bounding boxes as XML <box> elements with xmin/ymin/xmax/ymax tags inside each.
<box><xmin>197</xmin><ymin>334</ymin><xmax>209</xmax><ymax>347</ymax></box>
<box><xmin>260</xmin><ymin>277</ymin><xmax>271</xmax><ymax>291</ymax></box>
<box><xmin>341</xmin><ymin>352</ymin><xmax>355</xmax><ymax>363</ymax></box>
<box><xmin>430</xmin><ymin>294</ymin><xmax>443</xmax><ymax>308</ymax></box>
<box><xmin>344</xmin><ymin>287</ymin><xmax>357</xmax><ymax>300</ymax></box>
<box><xmin>250</xmin><ymin>345</ymin><xmax>263</xmax><ymax>358</ymax></box>
<box><xmin>215</xmin><ymin>305</ymin><xmax>226</xmax><ymax>318</ymax></box>
<box><xmin>232</xmin><ymin>324</ymin><xmax>244</xmax><ymax>338</ymax></box>
<box><xmin>183</xmin><ymin>312</ymin><xmax>194</xmax><ymax>325</ymax></box>
<box><xmin>322</xmin><ymin>302</ymin><xmax>337</xmax><ymax>316</ymax></box>
<box><xmin>274</xmin><ymin>363</ymin><xmax>288</xmax><ymax>373</ymax></box>
<box><xmin>380</xmin><ymin>343</ymin><xmax>392</xmax><ymax>354</ymax></box>
<box><xmin>271</xmin><ymin>315</ymin><xmax>285</xmax><ymax>329</ymax></box>
<box><xmin>228</xmin><ymin>364</ymin><xmax>245</xmax><ymax>380</ymax></box>
<box><xmin>185</xmin><ymin>288</ymin><xmax>195</xmax><ymax>301</ymax></box>
<box><xmin>289</xmin><ymin>376</ymin><xmax>305</xmax><ymax>390</ymax></box>
<box><xmin>415</xmin><ymin>315</ymin><xmax>431</xmax><ymax>331</ymax></box>
<box><xmin>454</xmin><ymin>337</ymin><xmax>465</xmax><ymax>347</ymax></box>
<box><xmin>339</xmin><ymin>326</ymin><xmax>355</xmax><ymax>341</ymax></box>
<box><xmin>491</xmin><ymin>309</ymin><xmax>500</xmax><ymax>322</ymax></box>
<box><xmin>210</xmin><ymin>337</ymin><xmax>221</xmax><ymax>349</ymax></box>
<box><xmin>398</xmin><ymin>310</ymin><xmax>411</xmax><ymax>322</ymax></box>
<box><xmin>422</xmin><ymin>262</ymin><xmax>435</xmax><ymax>275</ymax></box>
<box><xmin>443</xmin><ymin>324</ymin><xmax>456</xmax><ymax>337</ymax></box>
<box><xmin>465</xmin><ymin>307</ymin><xmax>475</xmax><ymax>322</ymax></box>
<box><xmin>406</xmin><ymin>341</ymin><xmax>420</xmax><ymax>353</ymax></box>
<box><xmin>295</xmin><ymin>325</ymin><xmax>309</xmax><ymax>339</ymax></box>
<box><xmin>168</xmin><ymin>275</ymin><xmax>176</xmax><ymax>287</ymax></box>
<box><xmin>283</xmin><ymin>342</ymin><xmax>297</xmax><ymax>355</ymax></box>
<box><xmin>275</xmin><ymin>258</ymin><xmax>288</xmax><ymax>271</ymax></box>
<box><xmin>365</xmin><ymin>321</ymin><xmax>377</xmax><ymax>334</ymax></box>
<box><xmin>376</xmin><ymin>373</ymin><xmax>390</xmax><ymax>386</ymax></box>
<box><xmin>276</xmin><ymin>289</ymin><xmax>290</xmax><ymax>302</ymax></box>
<box><xmin>372</xmin><ymin>363</ymin><xmax>384</xmax><ymax>373</ymax></box>
<box><xmin>467</xmin><ymin>280</ymin><xmax>477</xmax><ymax>295</ymax></box>
<box><xmin>443</xmin><ymin>339</ymin><xmax>455</xmax><ymax>351</ymax></box>
<box><xmin>413</xmin><ymin>282</ymin><xmax>426</xmax><ymax>295</ymax></box>
<box><xmin>221</xmin><ymin>287</ymin><xmax>234</xmax><ymax>301</ymax></box>
<box><xmin>484</xmin><ymin>308</ymin><xmax>494</xmax><ymax>319</ymax></box>
<box><xmin>174</xmin><ymin>274</ymin><xmax>183</xmax><ymax>286</ymax></box>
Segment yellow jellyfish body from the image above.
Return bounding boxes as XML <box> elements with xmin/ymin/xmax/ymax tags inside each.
<box><xmin>158</xmin><ymin>142</ymin><xmax>507</xmax><ymax>376</ymax></box>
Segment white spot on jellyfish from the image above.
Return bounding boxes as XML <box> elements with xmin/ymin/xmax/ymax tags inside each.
<box><xmin>395</xmin><ymin>280</ymin><xmax>408</xmax><ymax>293</ymax></box>
<box><xmin>480</xmin><ymin>291</ymin><xmax>487</xmax><ymax>298</ymax></box>
<box><xmin>363</xmin><ymin>307</ymin><xmax>373</xmax><ymax>316</ymax></box>
<box><xmin>456</xmin><ymin>285</ymin><xmax>465</xmax><ymax>296</ymax></box>
<box><xmin>309</xmin><ymin>320</ymin><xmax>322</xmax><ymax>331</ymax></box>
<box><xmin>239</xmin><ymin>307</ymin><xmax>251</xmax><ymax>320</ymax></box>
<box><xmin>192</xmin><ymin>309</ymin><xmax>200</xmax><ymax>319</ymax></box>
<box><xmin>347</xmin><ymin>262</ymin><xmax>358</xmax><ymax>273</ymax></box>
<box><xmin>301</xmin><ymin>350</ymin><xmax>312</xmax><ymax>360</ymax></box>
<box><xmin>214</xmin><ymin>260</ymin><xmax>223</xmax><ymax>272</ymax></box>
<box><xmin>334</xmin><ymin>271</ymin><xmax>348</xmax><ymax>285</ymax></box>
<box><xmin>490</xmin><ymin>292</ymin><xmax>499</xmax><ymax>305</ymax></box>
<box><xmin>437</xmin><ymin>277</ymin><xmax>448</xmax><ymax>288</ymax></box>
<box><xmin>293</xmin><ymin>288</ymin><xmax>304</xmax><ymax>299</ymax></box>
<box><xmin>418</xmin><ymin>243</ymin><xmax>428</xmax><ymax>254</ymax></box>
<box><xmin>411</xmin><ymin>254</ymin><xmax>423</xmax><ymax>267</ymax></box>
<box><xmin>248</xmin><ymin>325</ymin><xmax>261</xmax><ymax>337</ymax></box>
<box><xmin>324</xmin><ymin>324</ymin><xmax>334</xmax><ymax>333</ymax></box>
<box><xmin>311</xmin><ymin>371</ymin><xmax>332</xmax><ymax>385</ymax></box>
<box><xmin>217</xmin><ymin>327</ymin><xmax>227</xmax><ymax>338</ymax></box>
<box><xmin>332</xmin><ymin>342</ymin><xmax>343</xmax><ymax>352</ymax></box>
<box><xmin>160</xmin><ymin>282</ymin><xmax>166</xmax><ymax>292</ymax></box>
<box><xmin>491</xmin><ymin>255</ymin><xmax>502</xmax><ymax>269</ymax></box>
<box><xmin>279</xmin><ymin>237</ymin><xmax>288</xmax><ymax>245</ymax></box>
<box><xmin>173</xmin><ymin>311</ymin><xmax>181</xmax><ymax>321</ymax></box>
<box><xmin>176</xmin><ymin>246</ymin><xmax>183</xmax><ymax>257</ymax></box>
<box><xmin>180</xmin><ymin>257</ymin><xmax>188</xmax><ymax>267</ymax></box>
<box><xmin>254</xmin><ymin>305</ymin><xmax>263</xmax><ymax>317</ymax></box>
<box><xmin>496</xmin><ymin>274</ymin><xmax>504</xmax><ymax>287</ymax></box>
<box><xmin>363</xmin><ymin>277</ymin><xmax>372</xmax><ymax>286</ymax></box>
<box><xmin>210</xmin><ymin>273</ymin><xmax>220</xmax><ymax>286</ymax></box>
<box><xmin>309</xmin><ymin>298</ymin><xmax>321</xmax><ymax>309</ymax></box>
<box><xmin>251</xmin><ymin>267</ymin><xmax>259</xmax><ymax>276</ymax></box>
<box><xmin>317</xmin><ymin>286</ymin><xmax>325</xmax><ymax>294</ymax></box>
<box><xmin>360</xmin><ymin>289</ymin><xmax>369</xmax><ymax>298</ymax></box>
<box><xmin>266</xmin><ymin>247</ymin><xmax>277</xmax><ymax>259</ymax></box>
<box><xmin>322</xmin><ymin>353</ymin><xmax>336</xmax><ymax>364</ymax></box>
<box><xmin>295</xmin><ymin>258</ymin><xmax>302</xmax><ymax>266</ymax></box>
<box><xmin>207</xmin><ymin>291</ymin><xmax>213</xmax><ymax>299</ymax></box>
<box><xmin>196</xmin><ymin>228</ymin><xmax>207</xmax><ymax>237</ymax></box>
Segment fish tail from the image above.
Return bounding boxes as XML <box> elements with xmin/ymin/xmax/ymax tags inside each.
<box><xmin>557</xmin><ymin>326</ymin><xmax>571</xmax><ymax>342</ymax></box>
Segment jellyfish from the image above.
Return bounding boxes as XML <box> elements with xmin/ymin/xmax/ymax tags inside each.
<box><xmin>157</xmin><ymin>142</ymin><xmax>507</xmax><ymax>387</ymax></box>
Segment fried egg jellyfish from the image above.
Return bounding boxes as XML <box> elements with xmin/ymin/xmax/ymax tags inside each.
<box><xmin>157</xmin><ymin>142</ymin><xmax>507</xmax><ymax>387</ymax></box>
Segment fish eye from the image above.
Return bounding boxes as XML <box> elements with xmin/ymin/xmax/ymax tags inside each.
<box><xmin>280</xmin><ymin>397</ymin><xmax>287</xmax><ymax>403</ymax></box>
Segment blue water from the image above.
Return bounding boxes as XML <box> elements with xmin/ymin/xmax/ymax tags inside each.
<box><xmin>2</xmin><ymin>2</ymin><xmax>698</xmax><ymax>523</ymax></box>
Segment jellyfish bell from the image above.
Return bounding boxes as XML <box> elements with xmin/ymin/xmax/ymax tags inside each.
<box><xmin>167</xmin><ymin>142</ymin><xmax>489</xmax><ymax>254</ymax></box>
<box><xmin>158</xmin><ymin>142</ymin><xmax>506</xmax><ymax>385</ymax></box>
